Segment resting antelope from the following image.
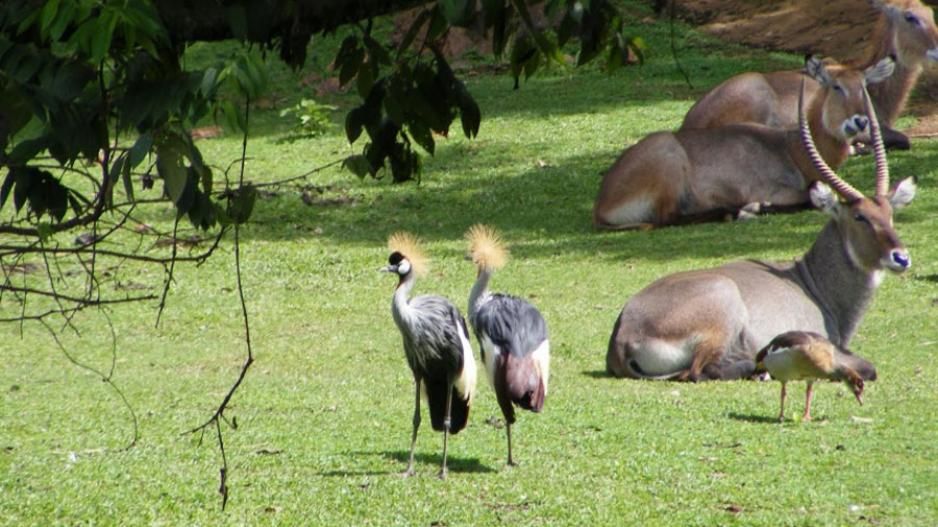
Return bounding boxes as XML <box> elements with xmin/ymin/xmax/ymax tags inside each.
<box><xmin>605</xmin><ymin>79</ymin><xmax>916</xmax><ymax>381</ymax></box>
<box><xmin>593</xmin><ymin>56</ymin><xmax>894</xmax><ymax>229</ymax></box>
<box><xmin>681</xmin><ymin>0</ymin><xmax>938</xmax><ymax>150</ymax></box>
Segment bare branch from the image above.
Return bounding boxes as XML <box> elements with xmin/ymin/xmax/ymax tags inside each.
<box><xmin>184</xmin><ymin>94</ymin><xmax>255</xmax><ymax>511</ymax></box>
<box><xmin>39</xmin><ymin>315</ymin><xmax>139</xmax><ymax>449</ymax></box>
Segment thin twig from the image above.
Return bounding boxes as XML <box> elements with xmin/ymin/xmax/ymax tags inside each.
<box><xmin>251</xmin><ymin>158</ymin><xmax>345</xmax><ymax>189</ymax></box>
<box><xmin>184</xmin><ymin>94</ymin><xmax>256</xmax><ymax>511</ymax></box>
<box><xmin>155</xmin><ymin>217</ymin><xmax>181</xmax><ymax>328</ymax></box>
<box><xmin>39</xmin><ymin>316</ymin><xmax>139</xmax><ymax>449</ymax></box>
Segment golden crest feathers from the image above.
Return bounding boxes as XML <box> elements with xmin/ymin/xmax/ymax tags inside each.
<box><xmin>465</xmin><ymin>224</ymin><xmax>508</xmax><ymax>270</ymax></box>
<box><xmin>387</xmin><ymin>231</ymin><xmax>429</xmax><ymax>276</ymax></box>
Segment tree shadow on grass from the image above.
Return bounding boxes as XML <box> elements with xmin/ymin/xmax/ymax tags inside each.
<box><xmin>240</xmin><ymin>144</ymin><xmax>841</xmax><ymax>263</ymax></box>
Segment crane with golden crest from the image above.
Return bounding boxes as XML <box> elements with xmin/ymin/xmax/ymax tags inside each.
<box><xmin>381</xmin><ymin>232</ymin><xmax>477</xmax><ymax>479</ymax></box>
<box><xmin>465</xmin><ymin>225</ymin><xmax>550</xmax><ymax>466</ymax></box>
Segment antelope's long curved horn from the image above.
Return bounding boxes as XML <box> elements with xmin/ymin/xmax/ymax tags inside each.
<box><xmin>798</xmin><ymin>76</ymin><xmax>865</xmax><ymax>202</ymax></box>
<box><xmin>862</xmin><ymin>86</ymin><xmax>890</xmax><ymax>198</ymax></box>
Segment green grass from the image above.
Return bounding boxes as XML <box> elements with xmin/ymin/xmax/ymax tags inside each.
<box><xmin>3</xmin><ymin>3</ymin><xmax>938</xmax><ymax>525</ymax></box>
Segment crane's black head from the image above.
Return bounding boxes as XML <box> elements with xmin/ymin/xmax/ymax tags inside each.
<box><xmin>381</xmin><ymin>251</ymin><xmax>412</xmax><ymax>278</ymax></box>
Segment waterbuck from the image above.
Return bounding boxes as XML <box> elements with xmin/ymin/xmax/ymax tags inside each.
<box><xmin>681</xmin><ymin>0</ymin><xmax>938</xmax><ymax>150</ymax></box>
<box><xmin>605</xmin><ymin>80</ymin><xmax>916</xmax><ymax>381</ymax></box>
<box><xmin>593</xmin><ymin>56</ymin><xmax>894</xmax><ymax>230</ymax></box>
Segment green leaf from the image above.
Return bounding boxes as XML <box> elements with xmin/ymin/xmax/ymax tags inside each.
<box><xmin>357</xmin><ymin>59</ymin><xmax>375</xmax><ymax>98</ymax></box>
<box><xmin>198</xmin><ymin>164</ymin><xmax>213</xmax><ymax>196</ymax></box>
<box><xmin>396</xmin><ymin>9</ymin><xmax>431</xmax><ymax>57</ymax></box>
<box><xmin>67</xmin><ymin>194</ymin><xmax>83</xmax><ymax>217</ymax></box>
<box><xmin>40</xmin><ymin>173</ymin><xmax>68</xmax><ymax>222</ymax></box>
<box><xmin>108</xmin><ymin>153</ymin><xmax>126</xmax><ymax>195</ymax></box>
<box><xmin>0</xmin><ymin>171</ymin><xmax>14</xmax><ymax>211</ymax></box>
<box><xmin>339</xmin><ymin>47</ymin><xmax>364</xmax><ymax>87</ymax></box>
<box><xmin>456</xmin><ymin>84</ymin><xmax>481</xmax><ymax>138</ymax></box>
<box><xmin>228</xmin><ymin>184</ymin><xmax>256</xmax><ymax>224</ymax></box>
<box><xmin>156</xmin><ymin>141</ymin><xmax>187</xmax><ymax>205</ymax></box>
<box><xmin>128</xmin><ymin>133</ymin><xmax>153</xmax><ymax>169</ymax></box>
<box><xmin>122</xmin><ymin>156</ymin><xmax>135</xmax><ymax>202</ymax></box>
<box><xmin>90</xmin><ymin>11</ymin><xmax>117</xmax><ymax>62</ymax></box>
<box><xmin>408</xmin><ymin>122</ymin><xmax>435</xmax><ymax>155</ymax></box>
<box><xmin>46</xmin><ymin>1</ymin><xmax>77</xmax><ymax>42</ymax></box>
<box><xmin>201</xmin><ymin>67</ymin><xmax>219</xmax><ymax>97</ymax></box>
<box><xmin>36</xmin><ymin>223</ymin><xmax>54</xmax><ymax>243</ymax></box>
<box><xmin>12</xmin><ymin>168</ymin><xmax>32</xmax><ymax>213</ymax></box>
<box><xmin>188</xmin><ymin>190</ymin><xmax>216</xmax><ymax>230</ymax></box>
<box><xmin>426</xmin><ymin>5</ymin><xmax>448</xmax><ymax>41</ymax></box>
<box><xmin>9</xmin><ymin>138</ymin><xmax>47</xmax><ymax>165</ymax></box>
<box><xmin>345</xmin><ymin>107</ymin><xmax>365</xmax><ymax>144</ymax></box>
<box><xmin>363</xmin><ymin>35</ymin><xmax>391</xmax><ymax>66</ymax></box>
<box><xmin>39</xmin><ymin>0</ymin><xmax>61</xmax><ymax>38</ymax></box>
<box><xmin>221</xmin><ymin>100</ymin><xmax>245</xmax><ymax>134</ymax></box>
<box><xmin>440</xmin><ymin>0</ymin><xmax>474</xmax><ymax>27</ymax></box>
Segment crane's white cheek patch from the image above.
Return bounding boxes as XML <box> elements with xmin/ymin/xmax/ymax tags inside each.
<box><xmin>480</xmin><ymin>334</ymin><xmax>501</xmax><ymax>388</ymax></box>
<box><xmin>454</xmin><ymin>329</ymin><xmax>477</xmax><ymax>402</ymax></box>
<box><xmin>531</xmin><ymin>340</ymin><xmax>550</xmax><ymax>396</ymax></box>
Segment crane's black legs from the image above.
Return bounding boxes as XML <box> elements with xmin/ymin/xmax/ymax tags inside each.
<box><xmin>405</xmin><ymin>378</ymin><xmax>421</xmax><ymax>477</ymax></box>
<box><xmin>778</xmin><ymin>381</ymin><xmax>787</xmax><ymax>422</ymax></box>
<box><xmin>439</xmin><ymin>379</ymin><xmax>454</xmax><ymax>480</ymax></box>
<box><xmin>506</xmin><ymin>421</ymin><xmax>516</xmax><ymax>467</ymax></box>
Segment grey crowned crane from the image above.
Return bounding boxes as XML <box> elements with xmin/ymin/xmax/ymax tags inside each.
<box><xmin>755</xmin><ymin>331</ymin><xmax>877</xmax><ymax>422</ymax></box>
<box><xmin>381</xmin><ymin>232</ymin><xmax>477</xmax><ymax>479</ymax></box>
<box><xmin>465</xmin><ymin>225</ymin><xmax>549</xmax><ymax>466</ymax></box>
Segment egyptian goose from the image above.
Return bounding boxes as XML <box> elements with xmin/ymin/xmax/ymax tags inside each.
<box><xmin>755</xmin><ymin>331</ymin><xmax>877</xmax><ymax>421</ymax></box>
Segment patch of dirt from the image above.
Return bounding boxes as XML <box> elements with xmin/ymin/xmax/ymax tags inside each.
<box><xmin>674</xmin><ymin>0</ymin><xmax>938</xmax><ymax>135</ymax></box>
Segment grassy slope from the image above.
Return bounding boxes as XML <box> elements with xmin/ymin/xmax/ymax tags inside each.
<box><xmin>2</xmin><ymin>2</ymin><xmax>938</xmax><ymax>525</ymax></box>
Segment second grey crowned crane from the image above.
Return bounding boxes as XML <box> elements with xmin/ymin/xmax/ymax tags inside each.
<box><xmin>381</xmin><ymin>232</ymin><xmax>477</xmax><ymax>479</ymax></box>
<box><xmin>465</xmin><ymin>225</ymin><xmax>549</xmax><ymax>466</ymax></box>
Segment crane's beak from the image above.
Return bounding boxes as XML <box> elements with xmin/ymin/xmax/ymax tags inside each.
<box><xmin>379</xmin><ymin>265</ymin><xmax>396</xmax><ymax>273</ymax></box>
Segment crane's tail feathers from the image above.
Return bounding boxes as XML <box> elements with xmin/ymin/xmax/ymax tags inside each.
<box><xmin>426</xmin><ymin>380</ymin><xmax>472</xmax><ymax>434</ymax></box>
<box><xmin>465</xmin><ymin>224</ymin><xmax>508</xmax><ymax>271</ymax></box>
<box><xmin>515</xmin><ymin>379</ymin><xmax>546</xmax><ymax>413</ymax></box>
<box><xmin>387</xmin><ymin>231</ymin><xmax>429</xmax><ymax>276</ymax></box>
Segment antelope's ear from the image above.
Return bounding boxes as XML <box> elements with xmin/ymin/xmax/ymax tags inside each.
<box><xmin>865</xmin><ymin>56</ymin><xmax>895</xmax><ymax>85</ymax></box>
<box><xmin>889</xmin><ymin>176</ymin><xmax>918</xmax><ymax>209</ymax></box>
<box><xmin>804</xmin><ymin>55</ymin><xmax>834</xmax><ymax>87</ymax></box>
<box><xmin>809</xmin><ymin>182</ymin><xmax>840</xmax><ymax>216</ymax></box>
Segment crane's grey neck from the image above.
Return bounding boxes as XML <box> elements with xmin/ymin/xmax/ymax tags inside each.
<box><xmin>392</xmin><ymin>272</ymin><xmax>417</xmax><ymax>326</ymax></box>
<box><xmin>468</xmin><ymin>268</ymin><xmax>494</xmax><ymax>320</ymax></box>
<box><xmin>796</xmin><ymin>220</ymin><xmax>880</xmax><ymax>346</ymax></box>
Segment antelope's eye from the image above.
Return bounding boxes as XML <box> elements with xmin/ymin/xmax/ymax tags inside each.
<box><xmin>854</xmin><ymin>213</ymin><xmax>869</xmax><ymax>224</ymax></box>
<box><xmin>905</xmin><ymin>12</ymin><xmax>922</xmax><ymax>26</ymax></box>
<box><xmin>833</xmin><ymin>84</ymin><xmax>845</xmax><ymax>94</ymax></box>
